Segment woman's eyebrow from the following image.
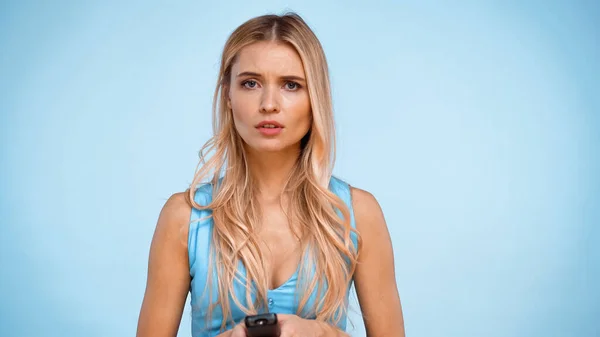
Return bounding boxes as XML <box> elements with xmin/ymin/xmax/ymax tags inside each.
<box><xmin>236</xmin><ymin>71</ymin><xmax>306</xmax><ymax>82</ymax></box>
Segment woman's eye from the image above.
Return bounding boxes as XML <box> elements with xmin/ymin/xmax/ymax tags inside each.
<box><xmin>242</xmin><ymin>80</ymin><xmax>300</xmax><ymax>90</ymax></box>
<box><xmin>286</xmin><ymin>82</ymin><xmax>300</xmax><ymax>90</ymax></box>
<box><xmin>242</xmin><ymin>80</ymin><xmax>257</xmax><ymax>89</ymax></box>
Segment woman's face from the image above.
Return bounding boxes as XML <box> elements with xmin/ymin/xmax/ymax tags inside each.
<box><xmin>227</xmin><ymin>41</ymin><xmax>311</xmax><ymax>153</ymax></box>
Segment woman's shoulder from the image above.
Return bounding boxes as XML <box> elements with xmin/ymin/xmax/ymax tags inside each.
<box><xmin>330</xmin><ymin>176</ymin><xmax>377</xmax><ymax>207</ymax></box>
<box><xmin>348</xmin><ymin>184</ymin><xmax>387</xmax><ymax>237</ymax></box>
<box><xmin>158</xmin><ymin>192</ymin><xmax>193</xmax><ymax>225</ymax></box>
<box><xmin>152</xmin><ymin>184</ymin><xmax>213</xmax><ymax>249</ymax></box>
<box><xmin>330</xmin><ymin>176</ymin><xmax>383</xmax><ymax>224</ymax></box>
<box><xmin>147</xmin><ymin>191</ymin><xmax>195</xmax><ymax>264</ymax></box>
<box><xmin>164</xmin><ymin>184</ymin><xmax>214</xmax><ymax>224</ymax></box>
<box><xmin>349</xmin><ymin>186</ymin><xmax>378</xmax><ymax>208</ymax></box>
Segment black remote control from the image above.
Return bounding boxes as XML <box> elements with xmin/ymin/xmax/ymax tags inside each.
<box><xmin>245</xmin><ymin>313</ymin><xmax>280</xmax><ymax>337</ymax></box>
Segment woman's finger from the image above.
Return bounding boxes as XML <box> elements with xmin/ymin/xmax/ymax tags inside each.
<box><xmin>229</xmin><ymin>322</ymin><xmax>247</xmax><ymax>337</ymax></box>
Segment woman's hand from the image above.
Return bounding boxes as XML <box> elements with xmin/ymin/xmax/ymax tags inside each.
<box><xmin>228</xmin><ymin>322</ymin><xmax>248</xmax><ymax>337</ymax></box>
<box><xmin>277</xmin><ymin>314</ymin><xmax>348</xmax><ymax>337</ymax></box>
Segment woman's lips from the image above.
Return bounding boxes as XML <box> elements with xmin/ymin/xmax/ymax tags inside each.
<box><xmin>256</xmin><ymin>120</ymin><xmax>284</xmax><ymax>136</ymax></box>
<box><xmin>256</xmin><ymin>120</ymin><xmax>284</xmax><ymax>128</ymax></box>
<box><xmin>256</xmin><ymin>125</ymin><xmax>283</xmax><ymax>136</ymax></box>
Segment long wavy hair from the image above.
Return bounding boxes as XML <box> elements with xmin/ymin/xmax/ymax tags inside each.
<box><xmin>187</xmin><ymin>12</ymin><xmax>361</xmax><ymax>331</ymax></box>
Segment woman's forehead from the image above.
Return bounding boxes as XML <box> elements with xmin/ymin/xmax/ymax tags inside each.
<box><xmin>233</xmin><ymin>41</ymin><xmax>305</xmax><ymax>77</ymax></box>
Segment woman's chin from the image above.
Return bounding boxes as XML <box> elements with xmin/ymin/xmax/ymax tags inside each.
<box><xmin>246</xmin><ymin>140</ymin><xmax>300</xmax><ymax>154</ymax></box>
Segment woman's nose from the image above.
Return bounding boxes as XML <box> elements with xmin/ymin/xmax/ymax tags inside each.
<box><xmin>260</xmin><ymin>85</ymin><xmax>280</xmax><ymax>114</ymax></box>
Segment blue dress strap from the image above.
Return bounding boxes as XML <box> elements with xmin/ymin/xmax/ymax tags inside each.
<box><xmin>329</xmin><ymin>176</ymin><xmax>358</xmax><ymax>250</ymax></box>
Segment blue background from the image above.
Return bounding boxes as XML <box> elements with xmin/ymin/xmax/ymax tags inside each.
<box><xmin>1</xmin><ymin>1</ymin><xmax>598</xmax><ymax>336</ymax></box>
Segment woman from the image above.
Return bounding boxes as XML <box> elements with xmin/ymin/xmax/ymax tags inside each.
<box><xmin>137</xmin><ymin>12</ymin><xmax>405</xmax><ymax>337</ymax></box>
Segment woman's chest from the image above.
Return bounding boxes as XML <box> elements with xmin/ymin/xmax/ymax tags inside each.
<box><xmin>256</xmin><ymin>204</ymin><xmax>304</xmax><ymax>290</ymax></box>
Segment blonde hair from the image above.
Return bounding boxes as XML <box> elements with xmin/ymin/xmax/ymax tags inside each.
<box><xmin>188</xmin><ymin>12</ymin><xmax>361</xmax><ymax>331</ymax></box>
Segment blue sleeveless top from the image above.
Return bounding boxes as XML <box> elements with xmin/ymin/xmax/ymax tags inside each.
<box><xmin>187</xmin><ymin>176</ymin><xmax>358</xmax><ymax>337</ymax></box>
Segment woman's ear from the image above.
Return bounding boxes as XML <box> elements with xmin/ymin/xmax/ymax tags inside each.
<box><xmin>224</xmin><ymin>85</ymin><xmax>232</xmax><ymax>109</ymax></box>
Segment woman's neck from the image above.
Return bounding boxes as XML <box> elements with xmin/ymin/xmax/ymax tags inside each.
<box><xmin>245</xmin><ymin>145</ymin><xmax>300</xmax><ymax>201</ymax></box>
